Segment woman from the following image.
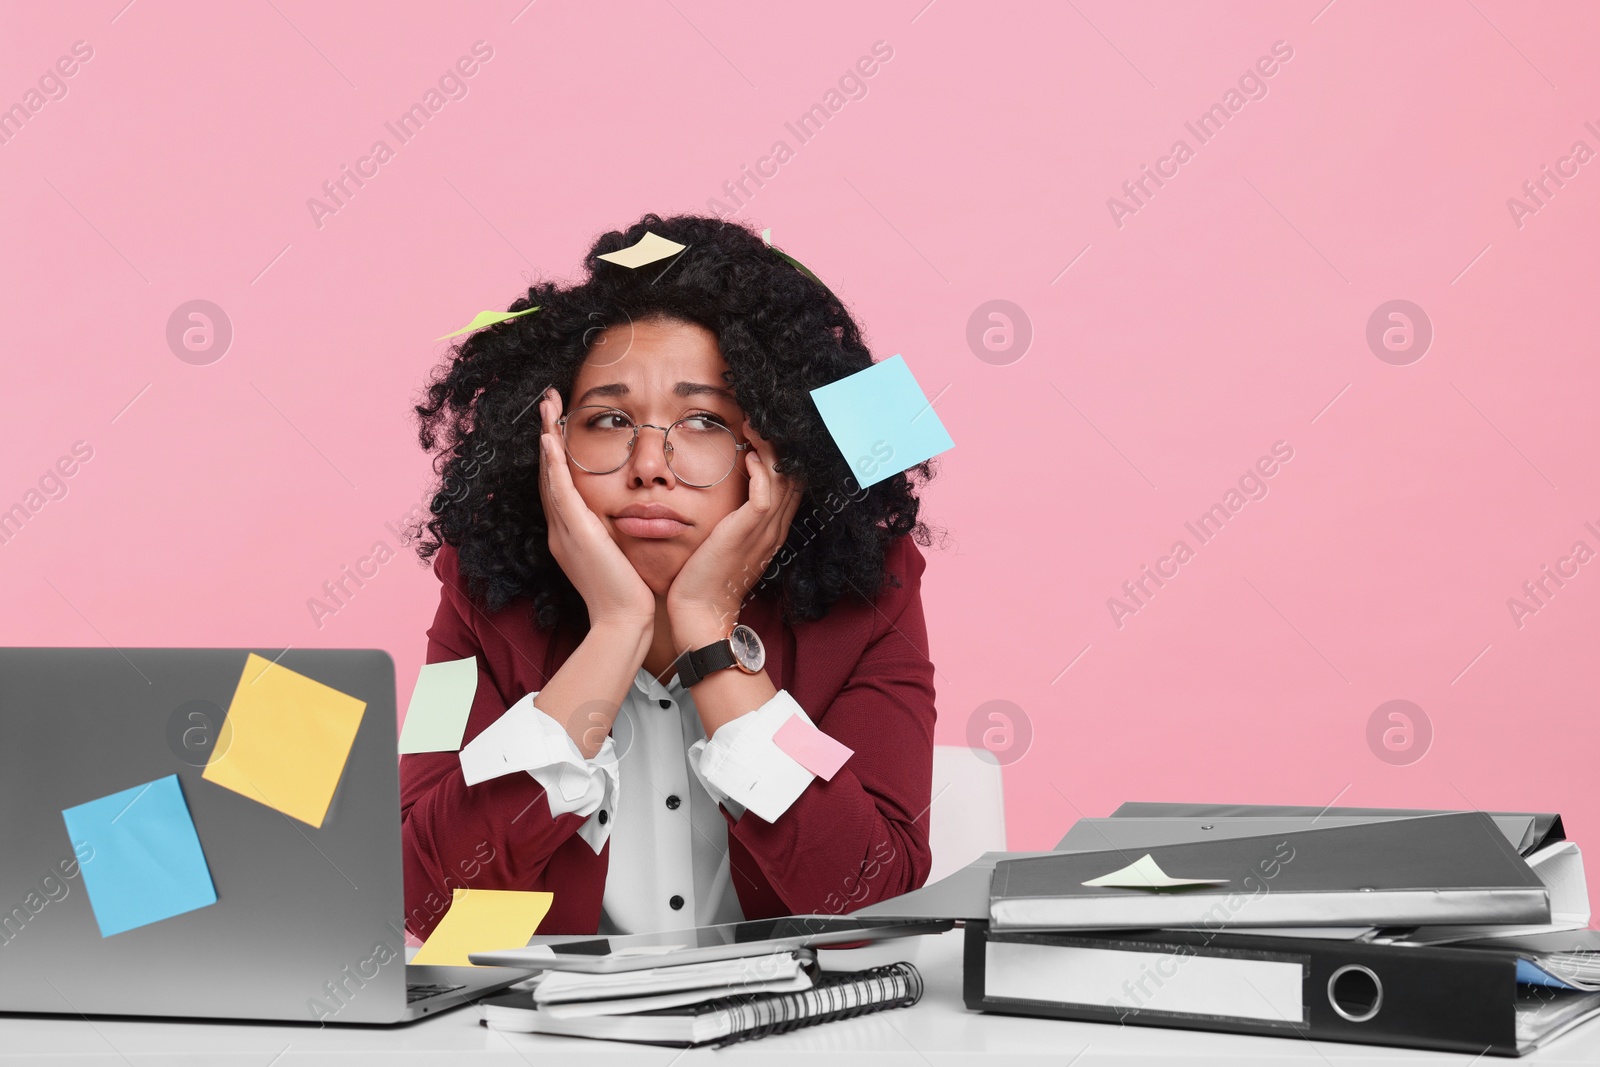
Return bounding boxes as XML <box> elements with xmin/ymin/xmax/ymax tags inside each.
<box><xmin>400</xmin><ymin>213</ymin><xmax>940</xmax><ymax>938</ymax></box>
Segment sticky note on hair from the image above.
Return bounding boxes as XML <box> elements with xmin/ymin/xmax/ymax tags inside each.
<box><xmin>596</xmin><ymin>231</ymin><xmax>686</xmax><ymax>268</ymax></box>
<box><xmin>61</xmin><ymin>775</ymin><xmax>218</xmax><ymax>937</ymax></box>
<box><xmin>434</xmin><ymin>306</ymin><xmax>539</xmax><ymax>341</ymax></box>
<box><xmin>398</xmin><ymin>657</ymin><xmax>479</xmax><ymax>754</ymax></box>
<box><xmin>413</xmin><ymin>888</ymin><xmax>554</xmax><ymax>967</ymax></box>
<box><xmin>772</xmin><ymin>712</ymin><xmax>853</xmax><ymax>781</ymax></box>
<box><xmin>809</xmin><ymin>354</ymin><xmax>953</xmax><ymax>489</ymax></box>
<box><xmin>761</xmin><ymin>227</ymin><xmax>833</xmax><ymax>293</ymax></box>
<box><xmin>201</xmin><ymin>654</ymin><xmax>366</xmax><ymax>828</ymax></box>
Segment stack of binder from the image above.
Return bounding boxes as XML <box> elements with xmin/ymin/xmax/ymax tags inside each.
<box><xmin>864</xmin><ymin>802</ymin><xmax>1599</xmax><ymax>1057</ymax></box>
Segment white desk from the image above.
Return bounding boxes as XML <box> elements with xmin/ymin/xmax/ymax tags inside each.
<box><xmin>5</xmin><ymin>928</ymin><xmax>1598</xmax><ymax>1065</ymax></box>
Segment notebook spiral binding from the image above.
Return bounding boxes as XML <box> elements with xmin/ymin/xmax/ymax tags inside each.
<box><xmin>707</xmin><ymin>961</ymin><xmax>924</xmax><ymax>1049</ymax></box>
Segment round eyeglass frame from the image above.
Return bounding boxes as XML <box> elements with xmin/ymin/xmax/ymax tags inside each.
<box><xmin>557</xmin><ymin>405</ymin><xmax>751</xmax><ymax>488</ymax></box>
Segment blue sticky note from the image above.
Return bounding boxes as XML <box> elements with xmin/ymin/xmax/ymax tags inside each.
<box><xmin>61</xmin><ymin>774</ymin><xmax>218</xmax><ymax>938</ymax></box>
<box><xmin>809</xmin><ymin>354</ymin><xmax>954</xmax><ymax>488</ymax></box>
<box><xmin>1517</xmin><ymin>958</ymin><xmax>1579</xmax><ymax>989</ymax></box>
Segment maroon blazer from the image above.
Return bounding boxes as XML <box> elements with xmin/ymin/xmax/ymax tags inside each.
<box><xmin>399</xmin><ymin>535</ymin><xmax>937</xmax><ymax>937</ymax></box>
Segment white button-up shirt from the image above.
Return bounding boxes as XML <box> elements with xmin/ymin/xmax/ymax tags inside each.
<box><xmin>458</xmin><ymin>668</ymin><xmax>828</xmax><ymax>934</ymax></box>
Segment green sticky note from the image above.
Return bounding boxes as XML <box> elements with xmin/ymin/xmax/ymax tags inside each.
<box><xmin>761</xmin><ymin>228</ymin><xmax>835</xmax><ymax>297</ymax></box>
<box><xmin>809</xmin><ymin>354</ymin><xmax>954</xmax><ymax>489</ymax></box>
<box><xmin>398</xmin><ymin>657</ymin><xmax>480</xmax><ymax>754</ymax></box>
<box><xmin>435</xmin><ymin>307</ymin><xmax>539</xmax><ymax>342</ymax></box>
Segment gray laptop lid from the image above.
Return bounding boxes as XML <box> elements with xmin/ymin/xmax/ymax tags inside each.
<box><xmin>0</xmin><ymin>648</ymin><xmax>408</xmax><ymax>1023</ymax></box>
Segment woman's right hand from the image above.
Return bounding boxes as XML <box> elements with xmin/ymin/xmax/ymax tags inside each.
<box><xmin>538</xmin><ymin>387</ymin><xmax>657</xmax><ymax>631</ymax></box>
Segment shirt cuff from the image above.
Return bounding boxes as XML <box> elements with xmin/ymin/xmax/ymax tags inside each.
<box><xmin>458</xmin><ymin>692</ymin><xmax>620</xmax><ymax>855</ymax></box>
<box><xmin>688</xmin><ymin>689</ymin><xmax>815</xmax><ymax>824</ymax></box>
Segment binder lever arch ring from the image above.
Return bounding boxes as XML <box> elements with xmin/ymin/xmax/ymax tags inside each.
<box><xmin>1326</xmin><ymin>964</ymin><xmax>1383</xmax><ymax>1023</ymax></box>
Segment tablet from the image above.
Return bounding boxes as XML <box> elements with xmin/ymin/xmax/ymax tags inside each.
<box><xmin>468</xmin><ymin>915</ymin><xmax>953</xmax><ymax>972</ymax></box>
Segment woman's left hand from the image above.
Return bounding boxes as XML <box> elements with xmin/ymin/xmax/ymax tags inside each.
<box><xmin>667</xmin><ymin>418</ymin><xmax>803</xmax><ymax>641</ymax></box>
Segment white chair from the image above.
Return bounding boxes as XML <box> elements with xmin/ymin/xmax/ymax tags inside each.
<box><xmin>925</xmin><ymin>745</ymin><xmax>1008</xmax><ymax>884</ymax></box>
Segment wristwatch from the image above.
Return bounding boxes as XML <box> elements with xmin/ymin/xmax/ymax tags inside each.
<box><xmin>672</xmin><ymin>624</ymin><xmax>765</xmax><ymax>688</ymax></box>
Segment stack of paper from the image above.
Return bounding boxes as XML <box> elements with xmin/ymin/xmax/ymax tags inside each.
<box><xmin>526</xmin><ymin>950</ymin><xmax>816</xmax><ymax>1019</ymax></box>
<box><xmin>480</xmin><ymin>954</ymin><xmax>926</xmax><ymax>1048</ymax></box>
<box><xmin>479</xmin><ymin>949</ymin><xmax>820</xmax><ymax>1040</ymax></box>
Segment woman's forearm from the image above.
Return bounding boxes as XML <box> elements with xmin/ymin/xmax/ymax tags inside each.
<box><xmin>730</xmin><ymin>770</ymin><xmax>932</xmax><ymax>915</ymax></box>
<box><xmin>671</xmin><ymin>607</ymin><xmax>776</xmax><ymax>736</ymax></box>
<box><xmin>532</xmin><ymin>619</ymin><xmax>652</xmax><ymax>758</ymax></box>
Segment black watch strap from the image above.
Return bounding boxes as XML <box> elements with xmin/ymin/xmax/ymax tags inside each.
<box><xmin>673</xmin><ymin>639</ymin><xmax>737</xmax><ymax>689</ymax></box>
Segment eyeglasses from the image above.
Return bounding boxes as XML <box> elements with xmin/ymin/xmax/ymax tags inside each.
<box><xmin>557</xmin><ymin>405</ymin><xmax>751</xmax><ymax>488</ymax></box>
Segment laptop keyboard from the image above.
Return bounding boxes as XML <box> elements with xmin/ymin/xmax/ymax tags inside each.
<box><xmin>406</xmin><ymin>982</ymin><xmax>467</xmax><ymax>1004</ymax></box>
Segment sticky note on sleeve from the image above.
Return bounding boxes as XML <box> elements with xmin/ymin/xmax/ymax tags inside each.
<box><xmin>61</xmin><ymin>774</ymin><xmax>218</xmax><ymax>937</ymax></box>
<box><xmin>412</xmin><ymin>888</ymin><xmax>554</xmax><ymax>967</ymax></box>
<box><xmin>809</xmin><ymin>354</ymin><xmax>954</xmax><ymax>489</ymax></box>
<box><xmin>772</xmin><ymin>712</ymin><xmax>853</xmax><ymax>781</ymax></box>
<box><xmin>398</xmin><ymin>657</ymin><xmax>479</xmax><ymax>754</ymax></box>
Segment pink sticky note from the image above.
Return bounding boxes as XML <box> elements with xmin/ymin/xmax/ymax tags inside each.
<box><xmin>772</xmin><ymin>713</ymin><xmax>853</xmax><ymax>780</ymax></box>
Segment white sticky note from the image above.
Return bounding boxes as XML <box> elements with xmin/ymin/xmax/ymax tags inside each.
<box><xmin>1081</xmin><ymin>853</ymin><xmax>1231</xmax><ymax>890</ymax></box>
<box><xmin>596</xmin><ymin>231</ymin><xmax>686</xmax><ymax>268</ymax></box>
<box><xmin>398</xmin><ymin>658</ymin><xmax>479</xmax><ymax>754</ymax></box>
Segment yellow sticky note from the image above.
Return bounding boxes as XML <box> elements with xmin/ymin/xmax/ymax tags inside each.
<box><xmin>412</xmin><ymin>888</ymin><xmax>554</xmax><ymax>967</ymax></box>
<box><xmin>434</xmin><ymin>307</ymin><xmax>539</xmax><ymax>342</ymax></box>
<box><xmin>201</xmin><ymin>654</ymin><xmax>367</xmax><ymax>828</ymax></box>
<box><xmin>595</xmin><ymin>231</ymin><xmax>686</xmax><ymax>268</ymax></box>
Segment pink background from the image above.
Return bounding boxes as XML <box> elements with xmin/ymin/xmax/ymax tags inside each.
<box><xmin>4</xmin><ymin>3</ymin><xmax>1597</xmax><ymax>918</ymax></box>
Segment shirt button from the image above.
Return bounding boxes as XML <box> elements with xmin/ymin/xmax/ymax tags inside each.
<box><xmin>669</xmin><ymin>895</ymin><xmax>684</xmax><ymax>911</ymax></box>
<box><xmin>665</xmin><ymin>795</ymin><xmax>681</xmax><ymax>810</ymax></box>
<box><xmin>597</xmin><ymin>810</ymin><xmax>608</xmax><ymax>824</ymax></box>
<box><xmin>658</xmin><ymin>699</ymin><xmax>672</xmax><ymax>709</ymax></box>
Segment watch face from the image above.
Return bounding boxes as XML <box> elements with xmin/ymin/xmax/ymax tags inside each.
<box><xmin>729</xmin><ymin>624</ymin><xmax>765</xmax><ymax>672</ymax></box>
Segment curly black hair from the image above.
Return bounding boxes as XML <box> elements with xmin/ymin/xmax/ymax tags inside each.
<box><xmin>411</xmin><ymin>212</ymin><xmax>940</xmax><ymax>632</ymax></box>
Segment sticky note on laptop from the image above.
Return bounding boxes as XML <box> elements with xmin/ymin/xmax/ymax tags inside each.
<box><xmin>61</xmin><ymin>774</ymin><xmax>218</xmax><ymax>937</ymax></box>
<box><xmin>413</xmin><ymin>888</ymin><xmax>554</xmax><ymax>967</ymax></box>
<box><xmin>809</xmin><ymin>354</ymin><xmax>953</xmax><ymax>489</ymax></box>
<box><xmin>1081</xmin><ymin>853</ymin><xmax>1231</xmax><ymax>890</ymax></box>
<box><xmin>201</xmin><ymin>653</ymin><xmax>366</xmax><ymax>828</ymax></box>
<box><xmin>398</xmin><ymin>657</ymin><xmax>479</xmax><ymax>754</ymax></box>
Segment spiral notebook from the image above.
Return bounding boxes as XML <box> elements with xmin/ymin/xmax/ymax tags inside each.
<box><xmin>480</xmin><ymin>962</ymin><xmax>923</xmax><ymax>1047</ymax></box>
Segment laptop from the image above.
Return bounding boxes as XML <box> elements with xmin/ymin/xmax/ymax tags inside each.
<box><xmin>0</xmin><ymin>648</ymin><xmax>530</xmax><ymax>1024</ymax></box>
